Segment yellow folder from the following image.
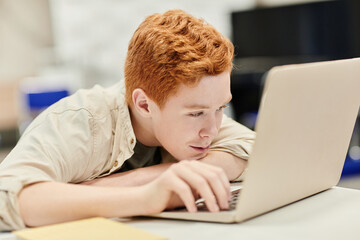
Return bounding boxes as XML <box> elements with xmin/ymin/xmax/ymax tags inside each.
<box><xmin>13</xmin><ymin>217</ymin><xmax>167</xmax><ymax>240</ymax></box>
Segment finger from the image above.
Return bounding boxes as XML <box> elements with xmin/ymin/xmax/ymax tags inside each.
<box><xmin>187</xmin><ymin>162</ymin><xmax>230</xmax><ymax>209</ymax></box>
<box><xmin>172</xmin><ymin>162</ymin><xmax>220</xmax><ymax>212</ymax></box>
<box><xmin>166</xmin><ymin>173</ymin><xmax>197</xmax><ymax>213</ymax></box>
<box><xmin>195</xmin><ymin>162</ymin><xmax>231</xmax><ymax>194</ymax></box>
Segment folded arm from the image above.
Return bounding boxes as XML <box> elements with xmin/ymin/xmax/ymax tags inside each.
<box><xmin>80</xmin><ymin>162</ymin><xmax>175</xmax><ymax>187</ymax></box>
<box><xmin>199</xmin><ymin>150</ymin><xmax>248</xmax><ymax>180</ymax></box>
<box><xmin>81</xmin><ymin>149</ymin><xmax>247</xmax><ymax>189</ymax></box>
<box><xmin>82</xmin><ymin>114</ymin><xmax>255</xmax><ymax>188</ymax></box>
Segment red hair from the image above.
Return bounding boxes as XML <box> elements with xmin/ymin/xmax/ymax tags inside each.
<box><xmin>125</xmin><ymin>9</ymin><xmax>234</xmax><ymax>108</ymax></box>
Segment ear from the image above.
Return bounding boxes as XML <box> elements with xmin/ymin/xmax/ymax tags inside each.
<box><xmin>132</xmin><ymin>88</ymin><xmax>152</xmax><ymax>118</ymax></box>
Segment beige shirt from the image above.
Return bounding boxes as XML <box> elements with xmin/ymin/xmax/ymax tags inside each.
<box><xmin>0</xmin><ymin>81</ymin><xmax>255</xmax><ymax>230</ymax></box>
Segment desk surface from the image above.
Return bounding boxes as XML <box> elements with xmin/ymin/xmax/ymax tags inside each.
<box><xmin>1</xmin><ymin>187</ymin><xmax>359</xmax><ymax>240</ymax></box>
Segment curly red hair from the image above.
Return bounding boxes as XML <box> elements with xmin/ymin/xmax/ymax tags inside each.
<box><xmin>125</xmin><ymin>9</ymin><xmax>234</xmax><ymax>108</ymax></box>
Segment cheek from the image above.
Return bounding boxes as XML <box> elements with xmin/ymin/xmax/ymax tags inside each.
<box><xmin>184</xmin><ymin>118</ymin><xmax>204</xmax><ymax>135</ymax></box>
<box><xmin>155</xmin><ymin>116</ymin><xmax>184</xmax><ymax>140</ymax></box>
<box><xmin>216</xmin><ymin>114</ymin><xmax>223</xmax><ymax>130</ymax></box>
<box><xmin>164</xmin><ymin>118</ymin><xmax>201</xmax><ymax>144</ymax></box>
<box><xmin>172</xmin><ymin>120</ymin><xmax>197</xmax><ymax>139</ymax></box>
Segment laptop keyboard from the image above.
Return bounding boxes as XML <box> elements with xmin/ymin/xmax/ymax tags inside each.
<box><xmin>195</xmin><ymin>188</ymin><xmax>241</xmax><ymax>212</ymax></box>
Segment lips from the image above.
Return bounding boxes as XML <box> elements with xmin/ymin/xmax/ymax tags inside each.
<box><xmin>190</xmin><ymin>145</ymin><xmax>210</xmax><ymax>152</ymax></box>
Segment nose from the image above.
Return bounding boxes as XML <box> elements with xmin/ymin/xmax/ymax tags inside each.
<box><xmin>199</xmin><ymin>114</ymin><xmax>221</xmax><ymax>139</ymax></box>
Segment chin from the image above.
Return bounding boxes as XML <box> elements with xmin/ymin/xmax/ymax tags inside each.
<box><xmin>173</xmin><ymin>153</ymin><xmax>201</xmax><ymax>161</ymax></box>
<box><xmin>170</xmin><ymin>148</ymin><xmax>208</xmax><ymax>161</ymax></box>
<box><xmin>186</xmin><ymin>153</ymin><xmax>208</xmax><ymax>161</ymax></box>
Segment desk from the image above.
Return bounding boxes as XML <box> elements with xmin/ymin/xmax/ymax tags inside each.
<box><xmin>1</xmin><ymin>187</ymin><xmax>359</xmax><ymax>240</ymax></box>
<box><xmin>123</xmin><ymin>187</ymin><xmax>360</xmax><ymax>240</ymax></box>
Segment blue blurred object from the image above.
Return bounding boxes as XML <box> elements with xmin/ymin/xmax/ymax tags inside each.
<box><xmin>26</xmin><ymin>90</ymin><xmax>69</xmax><ymax>110</ymax></box>
<box><xmin>341</xmin><ymin>156</ymin><xmax>360</xmax><ymax>178</ymax></box>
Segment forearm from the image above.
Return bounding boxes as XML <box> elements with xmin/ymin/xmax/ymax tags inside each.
<box><xmin>199</xmin><ymin>151</ymin><xmax>247</xmax><ymax>181</ymax></box>
<box><xmin>18</xmin><ymin>181</ymin><xmax>149</xmax><ymax>227</ymax></box>
<box><xmin>82</xmin><ymin>152</ymin><xmax>246</xmax><ymax>188</ymax></box>
<box><xmin>18</xmin><ymin>160</ymin><xmax>232</xmax><ymax>228</ymax></box>
<box><xmin>81</xmin><ymin>162</ymin><xmax>174</xmax><ymax>187</ymax></box>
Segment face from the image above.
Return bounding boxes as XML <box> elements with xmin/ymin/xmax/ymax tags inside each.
<box><xmin>149</xmin><ymin>71</ymin><xmax>232</xmax><ymax>160</ymax></box>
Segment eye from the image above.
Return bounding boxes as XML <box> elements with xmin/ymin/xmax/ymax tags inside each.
<box><xmin>216</xmin><ymin>105</ymin><xmax>228</xmax><ymax>112</ymax></box>
<box><xmin>189</xmin><ymin>112</ymin><xmax>203</xmax><ymax>117</ymax></box>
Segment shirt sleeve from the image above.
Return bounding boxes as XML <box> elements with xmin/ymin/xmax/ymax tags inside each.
<box><xmin>209</xmin><ymin>114</ymin><xmax>256</xmax><ymax>180</ymax></box>
<box><xmin>0</xmin><ymin>108</ymin><xmax>96</xmax><ymax>230</ymax></box>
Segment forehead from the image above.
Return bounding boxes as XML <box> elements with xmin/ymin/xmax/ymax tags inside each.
<box><xmin>164</xmin><ymin>72</ymin><xmax>232</xmax><ymax>109</ymax></box>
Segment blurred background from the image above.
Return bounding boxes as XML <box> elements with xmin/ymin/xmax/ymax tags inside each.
<box><xmin>0</xmin><ymin>0</ymin><xmax>359</xmax><ymax>188</ymax></box>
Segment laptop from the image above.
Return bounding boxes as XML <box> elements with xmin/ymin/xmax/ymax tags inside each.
<box><xmin>149</xmin><ymin>57</ymin><xmax>360</xmax><ymax>223</ymax></box>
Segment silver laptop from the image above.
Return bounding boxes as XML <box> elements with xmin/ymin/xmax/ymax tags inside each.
<box><xmin>149</xmin><ymin>58</ymin><xmax>360</xmax><ymax>223</ymax></box>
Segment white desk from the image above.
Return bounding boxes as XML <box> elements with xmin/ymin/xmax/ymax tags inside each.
<box><xmin>124</xmin><ymin>187</ymin><xmax>360</xmax><ymax>240</ymax></box>
<box><xmin>1</xmin><ymin>187</ymin><xmax>359</xmax><ymax>240</ymax></box>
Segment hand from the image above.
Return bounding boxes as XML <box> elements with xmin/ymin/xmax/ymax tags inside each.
<box><xmin>142</xmin><ymin>160</ymin><xmax>231</xmax><ymax>214</ymax></box>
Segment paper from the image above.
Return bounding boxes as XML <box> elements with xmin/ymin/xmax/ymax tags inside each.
<box><xmin>13</xmin><ymin>217</ymin><xmax>167</xmax><ymax>240</ymax></box>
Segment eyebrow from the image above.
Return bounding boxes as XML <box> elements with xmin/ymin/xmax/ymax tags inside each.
<box><xmin>184</xmin><ymin>95</ymin><xmax>233</xmax><ymax>109</ymax></box>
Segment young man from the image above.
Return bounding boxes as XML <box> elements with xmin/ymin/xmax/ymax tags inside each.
<box><xmin>0</xmin><ymin>10</ymin><xmax>255</xmax><ymax>230</ymax></box>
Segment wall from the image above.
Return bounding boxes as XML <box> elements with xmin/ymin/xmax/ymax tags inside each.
<box><xmin>0</xmin><ymin>0</ymin><xmax>53</xmax><ymax>83</ymax></box>
<box><xmin>49</xmin><ymin>0</ymin><xmax>256</xmax><ymax>88</ymax></box>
